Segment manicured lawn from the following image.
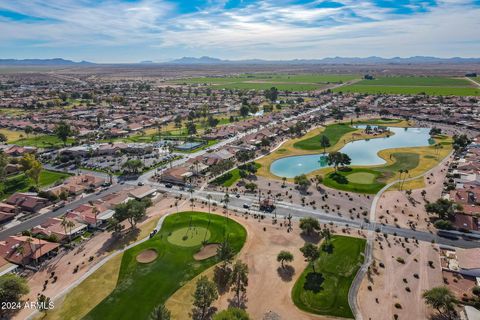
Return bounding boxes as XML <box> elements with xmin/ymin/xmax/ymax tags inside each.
<box><xmin>43</xmin><ymin>253</ymin><xmax>124</xmax><ymax>320</ymax></box>
<box><xmin>293</xmin><ymin>123</ymin><xmax>357</xmax><ymax>150</ymax></box>
<box><xmin>323</xmin><ymin>168</ymin><xmax>385</xmax><ymax>194</ymax></box>
<box><xmin>292</xmin><ymin>236</ymin><xmax>366</xmax><ymax>318</ymax></box>
<box><xmin>322</xmin><ymin>152</ymin><xmax>420</xmax><ymax>194</ymax></box>
<box><xmin>0</xmin><ymin>128</ymin><xmax>25</xmax><ymax>142</ymax></box>
<box><xmin>347</xmin><ymin>172</ymin><xmax>376</xmax><ymax>184</ymax></box>
<box><xmin>212</xmin><ymin>162</ymin><xmax>262</xmax><ymax>187</ymax></box>
<box><xmin>0</xmin><ymin>170</ymin><xmax>70</xmax><ymax>199</ymax></box>
<box><xmin>12</xmin><ymin>134</ymin><xmax>74</xmax><ymax>148</ymax></box>
<box><xmin>353</xmin><ymin>118</ymin><xmax>402</xmax><ymax>126</ymax></box>
<box><xmin>375</xmin><ymin>152</ymin><xmax>420</xmax><ymax>181</ymax></box>
<box><xmin>84</xmin><ymin>211</ymin><xmax>247</xmax><ymax>320</ymax></box>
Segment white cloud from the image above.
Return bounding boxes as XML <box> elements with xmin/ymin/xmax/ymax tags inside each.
<box><xmin>0</xmin><ymin>0</ymin><xmax>479</xmax><ymax>61</ymax></box>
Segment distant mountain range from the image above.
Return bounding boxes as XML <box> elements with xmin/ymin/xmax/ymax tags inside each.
<box><xmin>0</xmin><ymin>58</ymin><xmax>94</xmax><ymax>66</ymax></box>
<box><xmin>167</xmin><ymin>56</ymin><xmax>480</xmax><ymax>65</ymax></box>
<box><xmin>1</xmin><ymin>56</ymin><xmax>480</xmax><ymax>66</ymax></box>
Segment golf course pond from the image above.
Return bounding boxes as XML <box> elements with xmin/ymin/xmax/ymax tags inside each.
<box><xmin>270</xmin><ymin>126</ymin><xmax>433</xmax><ymax>178</ymax></box>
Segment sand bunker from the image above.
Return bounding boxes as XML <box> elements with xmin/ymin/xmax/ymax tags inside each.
<box><xmin>194</xmin><ymin>244</ymin><xmax>220</xmax><ymax>261</ymax></box>
<box><xmin>136</xmin><ymin>249</ymin><xmax>158</xmax><ymax>263</ymax></box>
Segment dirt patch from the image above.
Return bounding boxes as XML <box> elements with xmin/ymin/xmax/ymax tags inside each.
<box><xmin>136</xmin><ymin>249</ymin><xmax>158</xmax><ymax>264</ymax></box>
<box><xmin>194</xmin><ymin>244</ymin><xmax>219</xmax><ymax>261</ymax></box>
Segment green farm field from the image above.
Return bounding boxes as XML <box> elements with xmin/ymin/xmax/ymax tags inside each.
<box><xmin>334</xmin><ymin>76</ymin><xmax>480</xmax><ymax>96</ymax></box>
<box><xmin>175</xmin><ymin>73</ymin><xmax>359</xmax><ymax>91</ymax></box>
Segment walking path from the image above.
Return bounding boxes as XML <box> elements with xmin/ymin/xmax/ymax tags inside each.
<box><xmin>348</xmin><ymin>151</ymin><xmax>453</xmax><ymax>320</ymax></box>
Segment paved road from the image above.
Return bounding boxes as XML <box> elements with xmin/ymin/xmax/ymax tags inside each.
<box><xmin>348</xmin><ymin>151</ymin><xmax>454</xmax><ymax>320</ymax></box>
<box><xmin>1</xmin><ymin>100</ymin><xmax>333</xmax><ymax>240</ymax></box>
<box><xmin>138</xmin><ymin>183</ymin><xmax>479</xmax><ymax>249</ymax></box>
<box><xmin>136</xmin><ymin>101</ymin><xmax>333</xmax><ymax>183</ymax></box>
<box><xmin>0</xmin><ymin>183</ymin><xmax>125</xmax><ymax>239</ymax></box>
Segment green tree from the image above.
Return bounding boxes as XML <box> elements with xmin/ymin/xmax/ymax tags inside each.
<box><xmin>277</xmin><ymin>250</ymin><xmax>294</xmax><ymax>268</ymax></box>
<box><xmin>294</xmin><ymin>174</ymin><xmax>311</xmax><ymax>192</ymax></box>
<box><xmin>230</xmin><ymin>260</ymin><xmax>249</xmax><ymax>307</ymax></box>
<box><xmin>236</xmin><ymin>150</ymin><xmax>254</xmax><ymax>164</ymax></box>
<box><xmin>192</xmin><ymin>276</ymin><xmax>218</xmax><ymax>320</ymax></box>
<box><xmin>327</xmin><ymin>152</ymin><xmax>351</xmax><ymax>172</ymax></box>
<box><xmin>174</xmin><ymin>115</ymin><xmax>182</xmax><ymax>128</ymax></box>
<box><xmin>186</xmin><ymin>121</ymin><xmax>197</xmax><ymax>135</ymax></box>
<box><xmin>0</xmin><ymin>151</ymin><xmax>8</xmax><ymax>183</ymax></box>
<box><xmin>299</xmin><ymin>217</ymin><xmax>320</xmax><ymax>236</ymax></box>
<box><xmin>207</xmin><ymin>115</ymin><xmax>219</xmax><ymax>128</ymax></box>
<box><xmin>20</xmin><ymin>153</ymin><xmax>42</xmax><ymax>187</ymax></box>
<box><xmin>122</xmin><ymin>159</ymin><xmax>143</xmax><ymax>175</ymax></box>
<box><xmin>0</xmin><ymin>274</ymin><xmax>29</xmax><ymax>313</ymax></box>
<box><xmin>114</xmin><ymin>199</ymin><xmax>149</xmax><ymax>230</ymax></box>
<box><xmin>149</xmin><ymin>304</ymin><xmax>171</xmax><ymax>320</ymax></box>
<box><xmin>423</xmin><ymin>286</ymin><xmax>456</xmax><ymax>317</ymax></box>
<box><xmin>320</xmin><ymin>135</ymin><xmax>330</xmax><ymax>154</ymax></box>
<box><xmin>213</xmin><ymin>308</ymin><xmax>250</xmax><ymax>320</ymax></box>
<box><xmin>37</xmin><ymin>294</ymin><xmax>52</xmax><ymax>317</ymax></box>
<box><xmin>0</xmin><ymin>133</ymin><xmax>7</xmax><ymax>143</ymax></box>
<box><xmin>314</xmin><ymin>175</ymin><xmax>323</xmax><ymax>189</ymax></box>
<box><xmin>24</xmin><ymin>125</ymin><xmax>33</xmax><ymax>138</ymax></box>
<box><xmin>217</xmin><ymin>239</ymin><xmax>234</xmax><ymax>268</ymax></box>
<box><xmin>300</xmin><ymin>243</ymin><xmax>320</xmax><ymax>272</ymax></box>
<box><xmin>452</xmin><ymin>134</ymin><xmax>471</xmax><ymax>152</ymax></box>
<box><xmin>239</xmin><ymin>105</ymin><xmax>250</xmax><ymax>118</ymax></box>
<box><xmin>425</xmin><ymin>198</ymin><xmax>462</xmax><ymax>220</ymax></box>
<box><xmin>429</xmin><ymin>127</ymin><xmax>442</xmax><ymax>136</ymax></box>
<box><xmin>264</xmin><ymin>87</ymin><xmax>279</xmax><ymax>102</ymax></box>
<box><xmin>54</xmin><ymin>121</ymin><xmax>72</xmax><ymax>146</ymax></box>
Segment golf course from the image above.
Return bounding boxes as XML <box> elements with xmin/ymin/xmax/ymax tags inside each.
<box><xmin>292</xmin><ymin>235</ymin><xmax>366</xmax><ymax>318</ymax></box>
<box><xmin>82</xmin><ymin>211</ymin><xmax>247</xmax><ymax>320</ymax></box>
<box><xmin>257</xmin><ymin>119</ymin><xmax>452</xmax><ymax>193</ymax></box>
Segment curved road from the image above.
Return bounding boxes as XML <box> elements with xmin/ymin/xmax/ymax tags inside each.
<box><xmin>348</xmin><ymin>151</ymin><xmax>454</xmax><ymax>320</ymax></box>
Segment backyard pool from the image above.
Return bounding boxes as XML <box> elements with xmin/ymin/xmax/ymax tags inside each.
<box><xmin>270</xmin><ymin>126</ymin><xmax>433</xmax><ymax>178</ymax></box>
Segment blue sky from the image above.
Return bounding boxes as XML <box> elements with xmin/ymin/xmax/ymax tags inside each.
<box><xmin>0</xmin><ymin>0</ymin><xmax>479</xmax><ymax>63</ymax></box>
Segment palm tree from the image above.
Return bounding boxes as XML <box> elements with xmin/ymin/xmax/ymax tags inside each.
<box><xmin>92</xmin><ymin>206</ymin><xmax>99</xmax><ymax>227</ymax></box>
<box><xmin>26</xmin><ymin>236</ymin><xmax>34</xmax><ymax>254</ymax></box>
<box><xmin>398</xmin><ymin>169</ymin><xmax>404</xmax><ymax>190</ymax></box>
<box><xmin>223</xmin><ymin>192</ymin><xmax>230</xmax><ymax>232</ymax></box>
<box><xmin>206</xmin><ymin>194</ymin><xmax>213</xmax><ymax>238</ymax></box>
<box><xmin>189</xmin><ymin>187</ymin><xmax>195</xmax><ymax>212</ymax></box>
<box><xmin>15</xmin><ymin>245</ymin><xmax>26</xmax><ymax>266</ymax></box>
<box><xmin>401</xmin><ymin>169</ymin><xmax>409</xmax><ymax>191</ymax></box>
<box><xmin>223</xmin><ymin>192</ymin><xmax>230</xmax><ymax>215</ymax></box>
<box><xmin>67</xmin><ymin>220</ymin><xmax>75</xmax><ymax>241</ymax></box>
<box><xmin>61</xmin><ymin>216</ymin><xmax>69</xmax><ymax>240</ymax></box>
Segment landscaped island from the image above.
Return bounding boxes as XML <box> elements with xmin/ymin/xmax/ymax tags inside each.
<box><xmin>258</xmin><ymin>119</ymin><xmax>452</xmax><ymax>193</ymax></box>
<box><xmin>292</xmin><ymin>235</ymin><xmax>366</xmax><ymax>318</ymax></box>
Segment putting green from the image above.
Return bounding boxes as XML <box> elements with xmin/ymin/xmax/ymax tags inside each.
<box><xmin>167</xmin><ymin>227</ymin><xmax>210</xmax><ymax>247</ymax></box>
<box><xmin>346</xmin><ymin>172</ymin><xmax>376</xmax><ymax>184</ymax></box>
